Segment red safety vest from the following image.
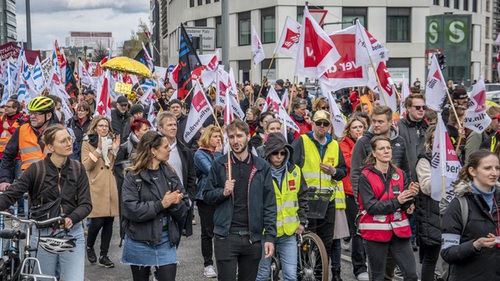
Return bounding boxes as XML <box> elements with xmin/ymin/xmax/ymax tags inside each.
<box><xmin>357</xmin><ymin>167</ymin><xmax>411</xmax><ymax>242</ymax></box>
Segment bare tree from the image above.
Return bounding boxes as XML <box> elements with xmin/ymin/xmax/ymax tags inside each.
<box><xmin>121</xmin><ymin>19</ymin><xmax>150</xmax><ymax>58</ymax></box>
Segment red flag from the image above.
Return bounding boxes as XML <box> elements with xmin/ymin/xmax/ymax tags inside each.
<box><xmin>295</xmin><ymin>7</ymin><xmax>340</xmax><ymax>78</ymax></box>
<box><xmin>95</xmin><ymin>70</ymin><xmax>112</xmax><ymax>118</ymax></box>
<box><xmin>184</xmin><ymin>82</ymin><xmax>213</xmax><ymax>143</ymax></box>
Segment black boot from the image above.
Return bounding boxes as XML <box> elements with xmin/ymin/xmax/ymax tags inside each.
<box><xmin>332</xmin><ymin>268</ymin><xmax>343</xmax><ymax>281</ymax></box>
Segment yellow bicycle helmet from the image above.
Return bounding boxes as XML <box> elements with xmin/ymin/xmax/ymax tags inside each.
<box><xmin>27</xmin><ymin>96</ymin><xmax>55</xmax><ymax>113</ymax></box>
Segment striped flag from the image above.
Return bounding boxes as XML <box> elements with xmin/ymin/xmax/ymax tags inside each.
<box><xmin>32</xmin><ymin>57</ymin><xmax>46</xmax><ymax>92</ymax></box>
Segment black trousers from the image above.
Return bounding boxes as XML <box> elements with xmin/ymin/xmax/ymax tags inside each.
<box><xmin>345</xmin><ymin>195</ymin><xmax>368</xmax><ymax>276</ymax></box>
<box><xmin>419</xmin><ymin>244</ymin><xmax>441</xmax><ymax>281</ymax></box>
<box><xmin>214</xmin><ymin>234</ymin><xmax>262</xmax><ymax>281</ymax></box>
<box><xmin>307</xmin><ymin>199</ymin><xmax>335</xmax><ymax>257</ymax></box>
<box><xmin>197</xmin><ymin>200</ymin><xmax>216</xmax><ymax>267</ymax></box>
<box><xmin>87</xmin><ymin>216</ymin><xmax>114</xmax><ymax>256</ymax></box>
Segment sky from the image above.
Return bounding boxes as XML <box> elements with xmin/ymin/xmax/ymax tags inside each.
<box><xmin>15</xmin><ymin>0</ymin><xmax>150</xmax><ymax>51</ymax></box>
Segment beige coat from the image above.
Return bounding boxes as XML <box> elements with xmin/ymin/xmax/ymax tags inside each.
<box><xmin>81</xmin><ymin>140</ymin><xmax>119</xmax><ymax>218</ymax></box>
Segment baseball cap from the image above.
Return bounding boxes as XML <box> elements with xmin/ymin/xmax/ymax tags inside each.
<box><xmin>117</xmin><ymin>95</ymin><xmax>129</xmax><ymax>106</ymax></box>
<box><xmin>313</xmin><ymin>110</ymin><xmax>331</xmax><ymax>123</ymax></box>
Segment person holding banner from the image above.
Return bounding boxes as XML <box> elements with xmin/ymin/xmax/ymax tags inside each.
<box><xmin>441</xmin><ymin>150</ymin><xmax>500</xmax><ymax>281</ymax></box>
<box><xmin>358</xmin><ymin>136</ymin><xmax>419</xmax><ymax>281</ymax></box>
<box><xmin>414</xmin><ymin>125</ymin><xmax>443</xmax><ymax>281</ymax></box>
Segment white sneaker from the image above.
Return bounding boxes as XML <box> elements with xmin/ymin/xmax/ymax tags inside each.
<box><xmin>204</xmin><ymin>265</ymin><xmax>217</xmax><ymax>278</ymax></box>
<box><xmin>356</xmin><ymin>272</ymin><xmax>369</xmax><ymax>281</ymax></box>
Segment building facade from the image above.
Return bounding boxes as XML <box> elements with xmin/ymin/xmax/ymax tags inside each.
<box><xmin>0</xmin><ymin>0</ymin><xmax>17</xmax><ymax>45</ymax></box>
<box><xmin>157</xmin><ymin>0</ymin><xmax>498</xmax><ymax>87</ymax></box>
<box><xmin>65</xmin><ymin>31</ymin><xmax>113</xmax><ymax>51</ymax></box>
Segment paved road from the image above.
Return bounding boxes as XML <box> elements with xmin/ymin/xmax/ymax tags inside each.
<box><xmin>83</xmin><ymin>218</ymin><xmax>365</xmax><ymax>281</ymax></box>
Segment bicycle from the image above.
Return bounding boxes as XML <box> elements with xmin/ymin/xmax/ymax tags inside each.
<box><xmin>269</xmin><ymin>231</ymin><xmax>329</xmax><ymax>281</ymax></box>
<box><xmin>0</xmin><ymin>210</ymin><xmax>65</xmax><ymax>281</ymax></box>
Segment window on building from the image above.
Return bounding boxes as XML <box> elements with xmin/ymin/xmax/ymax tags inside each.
<box><xmin>454</xmin><ymin>0</ymin><xmax>459</xmax><ymax>8</ymax></box>
<box><xmin>260</xmin><ymin>59</ymin><xmax>276</xmax><ymax>81</ymax></box>
<box><xmin>444</xmin><ymin>0</ymin><xmax>450</xmax><ymax>7</ymax></box>
<box><xmin>486</xmin><ymin>17</ymin><xmax>490</xmax><ymax>39</ymax></box>
<box><xmin>261</xmin><ymin>8</ymin><xmax>275</xmax><ymax>44</ymax></box>
<box><xmin>238</xmin><ymin>12</ymin><xmax>251</xmax><ymax>46</ymax></box>
<box><xmin>433</xmin><ymin>0</ymin><xmax>440</xmax><ymax>5</ymax></box>
<box><xmin>386</xmin><ymin>58</ymin><xmax>411</xmax><ymax>79</ymax></box>
<box><xmin>216</xmin><ymin>16</ymin><xmax>222</xmax><ymax>48</ymax></box>
<box><xmin>214</xmin><ymin>0</ymin><xmax>219</xmax><ymax>2</ymax></box>
<box><xmin>206</xmin><ymin>0</ymin><xmax>211</xmax><ymax>3</ymax></box>
<box><xmin>485</xmin><ymin>44</ymin><xmax>490</xmax><ymax>68</ymax></box>
<box><xmin>387</xmin><ymin>8</ymin><xmax>411</xmax><ymax>42</ymax></box>
<box><xmin>472</xmin><ymin>0</ymin><xmax>477</xmax><ymax>12</ymax></box>
<box><xmin>342</xmin><ymin>7</ymin><xmax>367</xmax><ymax>28</ymax></box>
<box><xmin>464</xmin><ymin>0</ymin><xmax>469</xmax><ymax>10</ymax></box>
<box><xmin>198</xmin><ymin>0</ymin><xmax>203</xmax><ymax>5</ymax></box>
<box><xmin>239</xmin><ymin>60</ymin><xmax>251</xmax><ymax>83</ymax></box>
<box><xmin>189</xmin><ymin>0</ymin><xmax>195</xmax><ymax>8</ymax></box>
<box><xmin>194</xmin><ymin>19</ymin><xmax>207</xmax><ymax>26</ymax></box>
<box><xmin>486</xmin><ymin>0</ymin><xmax>490</xmax><ymax>11</ymax></box>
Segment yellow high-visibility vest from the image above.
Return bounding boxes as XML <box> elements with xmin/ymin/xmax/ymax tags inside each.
<box><xmin>273</xmin><ymin>165</ymin><xmax>302</xmax><ymax>237</ymax></box>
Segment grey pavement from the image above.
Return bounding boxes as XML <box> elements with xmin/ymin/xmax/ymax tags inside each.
<box><xmin>82</xmin><ymin>217</ymin><xmax>427</xmax><ymax>281</ymax></box>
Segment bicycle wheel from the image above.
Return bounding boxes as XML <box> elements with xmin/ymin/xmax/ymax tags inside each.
<box><xmin>297</xmin><ymin>232</ymin><xmax>329</xmax><ymax>281</ymax></box>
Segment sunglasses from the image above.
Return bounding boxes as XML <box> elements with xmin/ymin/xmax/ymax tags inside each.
<box><xmin>258</xmin><ymin>103</ymin><xmax>265</xmax><ymax>106</ymax></box>
<box><xmin>320</xmin><ymin>107</ymin><xmax>330</xmax><ymax>110</ymax></box>
<box><xmin>271</xmin><ymin>151</ymin><xmax>287</xmax><ymax>156</ymax></box>
<box><xmin>314</xmin><ymin>121</ymin><xmax>330</xmax><ymax>127</ymax></box>
<box><xmin>412</xmin><ymin>105</ymin><xmax>427</xmax><ymax>110</ymax></box>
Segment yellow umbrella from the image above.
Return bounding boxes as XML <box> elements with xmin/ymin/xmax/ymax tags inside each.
<box><xmin>486</xmin><ymin>100</ymin><xmax>499</xmax><ymax>107</ymax></box>
<box><xmin>101</xmin><ymin>56</ymin><xmax>152</xmax><ymax>78</ymax></box>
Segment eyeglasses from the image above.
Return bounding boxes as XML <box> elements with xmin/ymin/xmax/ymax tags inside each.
<box><xmin>320</xmin><ymin>107</ymin><xmax>330</xmax><ymax>110</ymax></box>
<box><xmin>97</xmin><ymin>124</ymin><xmax>109</xmax><ymax>128</ymax></box>
<box><xmin>314</xmin><ymin>121</ymin><xmax>330</xmax><ymax>127</ymax></box>
<box><xmin>412</xmin><ymin>105</ymin><xmax>427</xmax><ymax>110</ymax></box>
<box><xmin>271</xmin><ymin>151</ymin><xmax>287</xmax><ymax>156</ymax></box>
<box><xmin>258</xmin><ymin>103</ymin><xmax>265</xmax><ymax>107</ymax></box>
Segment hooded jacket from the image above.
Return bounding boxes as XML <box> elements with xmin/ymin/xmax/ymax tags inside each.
<box><xmin>350</xmin><ymin>126</ymin><xmax>411</xmax><ymax>200</ymax></box>
<box><xmin>396</xmin><ymin>117</ymin><xmax>427</xmax><ymax>182</ymax></box>
<box><xmin>441</xmin><ymin>180</ymin><xmax>500</xmax><ymax>280</ymax></box>
<box><xmin>265</xmin><ymin>133</ymin><xmax>309</xmax><ymax>226</ymax></box>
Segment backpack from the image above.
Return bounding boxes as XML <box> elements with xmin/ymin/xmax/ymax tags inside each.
<box><xmin>456</xmin><ymin>196</ymin><xmax>468</xmax><ymax>236</ymax></box>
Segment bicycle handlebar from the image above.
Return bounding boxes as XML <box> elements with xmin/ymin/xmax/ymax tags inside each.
<box><xmin>0</xmin><ymin>211</ymin><xmax>64</xmax><ymax>228</ymax></box>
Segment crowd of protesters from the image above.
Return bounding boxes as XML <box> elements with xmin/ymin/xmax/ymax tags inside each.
<box><xmin>0</xmin><ymin>75</ymin><xmax>499</xmax><ymax>281</ymax></box>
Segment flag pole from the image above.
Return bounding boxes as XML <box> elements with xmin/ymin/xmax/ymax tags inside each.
<box><xmin>250</xmin><ymin>55</ymin><xmax>253</xmax><ymax>105</ymax></box>
<box><xmin>257</xmin><ymin>54</ymin><xmax>276</xmax><ymax>99</ymax></box>
<box><xmin>289</xmin><ymin>76</ymin><xmax>298</xmax><ymax>115</ymax></box>
<box><xmin>444</xmin><ymin>87</ymin><xmax>463</xmax><ymax>155</ymax></box>
<box><xmin>180</xmin><ymin>85</ymin><xmax>196</xmax><ymax>104</ymax></box>
<box><xmin>441</xmin><ymin>175</ymin><xmax>446</xmax><ymax>202</ymax></box>
<box><xmin>368</xmin><ymin>57</ymin><xmax>389</xmax><ymax>106</ymax></box>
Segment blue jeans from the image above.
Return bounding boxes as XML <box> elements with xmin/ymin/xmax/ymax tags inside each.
<box><xmin>30</xmin><ymin>222</ymin><xmax>85</xmax><ymax>281</ymax></box>
<box><xmin>256</xmin><ymin>235</ymin><xmax>297</xmax><ymax>281</ymax></box>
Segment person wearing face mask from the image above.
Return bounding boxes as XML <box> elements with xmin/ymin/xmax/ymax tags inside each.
<box><xmin>81</xmin><ymin>116</ymin><xmax>120</xmax><ymax>268</ymax></box>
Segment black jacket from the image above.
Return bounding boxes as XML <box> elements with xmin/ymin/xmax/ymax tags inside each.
<box><xmin>415</xmin><ymin>154</ymin><xmax>441</xmax><ymax>247</ymax></box>
<box><xmin>121</xmin><ymin>164</ymin><xmax>189</xmax><ymax>245</ymax></box>
<box><xmin>0</xmin><ymin>156</ymin><xmax>92</xmax><ymax>224</ymax></box>
<box><xmin>111</xmin><ymin>109</ymin><xmax>131</xmax><ymax>144</ymax></box>
<box><xmin>396</xmin><ymin>117</ymin><xmax>427</xmax><ymax>182</ymax></box>
<box><xmin>171</xmin><ymin>138</ymin><xmax>197</xmax><ymax>201</ymax></box>
<box><xmin>350</xmin><ymin>127</ymin><xmax>411</xmax><ymax>199</ymax></box>
<box><xmin>67</xmin><ymin>116</ymin><xmax>91</xmax><ymax>161</ymax></box>
<box><xmin>114</xmin><ymin>133</ymin><xmax>140</xmax><ymax>192</ymax></box>
<box><xmin>441</xmin><ymin>181</ymin><xmax>500</xmax><ymax>280</ymax></box>
<box><xmin>203</xmin><ymin>152</ymin><xmax>277</xmax><ymax>243</ymax></box>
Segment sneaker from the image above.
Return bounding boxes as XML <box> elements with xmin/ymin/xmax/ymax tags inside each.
<box><xmin>341</xmin><ymin>240</ymin><xmax>350</xmax><ymax>251</ymax></box>
<box><xmin>394</xmin><ymin>266</ymin><xmax>403</xmax><ymax>278</ymax></box>
<box><xmin>98</xmin><ymin>256</ymin><xmax>115</xmax><ymax>268</ymax></box>
<box><xmin>204</xmin><ymin>265</ymin><xmax>217</xmax><ymax>278</ymax></box>
<box><xmin>86</xmin><ymin>247</ymin><xmax>96</xmax><ymax>264</ymax></box>
<box><xmin>356</xmin><ymin>272</ymin><xmax>369</xmax><ymax>281</ymax></box>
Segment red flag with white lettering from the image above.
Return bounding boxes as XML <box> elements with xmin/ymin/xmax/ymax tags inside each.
<box><xmin>184</xmin><ymin>82</ymin><xmax>213</xmax><ymax>143</ymax></box>
<box><xmin>295</xmin><ymin>7</ymin><xmax>340</xmax><ymax>78</ymax></box>
<box><xmin>95</xmin><ymin>70</ymin><xmax>112</xmax><ymax>119</ymax></box>
<box><xmin>425</xmin><ymin>54</ymin><xmax>447</xmax><ymax>111</ymax></box>
<box><xmin>464</xmin><ymin>76</ymin><xmax>491</xmax><ymax>133</ymax></box>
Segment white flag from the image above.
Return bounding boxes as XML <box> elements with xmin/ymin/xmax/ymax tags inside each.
<box><xmin>430</xmin><ymin>112</ymin><xmax>461</xmax><ymax>202</ymax></box>
<box><xmin>78</xmin><ymin>59</ymin><xmax>93</xmax><ymax>88</ymax></box>
<box><xmin>400</xmin><ymin>75</ymin><xmax>412</xmax><ymax>115</ymax></box>
<box><xmin>464</xmin><ymin>76</ymin><xmax>491</xmax><ymax>133</ymax></box>
<box><xmin>495</xmin><ymin>33</ymin><xmax>500</xmax><ymax>45</ymax></box>
<box><xmin>277</xmin><ymin>104</ymin><xmax>299</xmax><ymax>133</ymax></box>
<box><xmin>216</xmin><ymin>67</ymin><xmax>229</xmax><ymax>107</ymax></box>
<box><xmin>199</xmin><ymin>49</ymin><xmax>220</xmax><ymax>87</ymax></box>
<box><xmin>184</xmin><ymin>82</ymin><xmax>213</xmax><ymax>143</ymax></box>
<box><xmin>251</xmin><ymin>26</ymin><xmax>265</xmax><ymax>67</ymax></box>
<box><xmin>295</xmin><ymin>7</ymin><xmax>340</xmax><ymax>78</ymax></box>
<box><xmin>32</xmin><ymin>57</ymin><xmax>46</xmax><ymax>92</ymax></box>
<box><xmin>322</xmin><ymin>83</ymin><xmax>346</xmax><ymax>138</ymax></box>
<box><xmin>425</xmin><ymin>54</ymin><xmax>447</xmax><ymax>111</ymax></box>
<box><xmin>274</xmin><ymin>16</ymin><xmax>301</xmax><ymax>58</ymax></box>
<box><xmin>355</xmin><ymin>20</ymin><xmax>389</xmax><ymax>67</ymax></box>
